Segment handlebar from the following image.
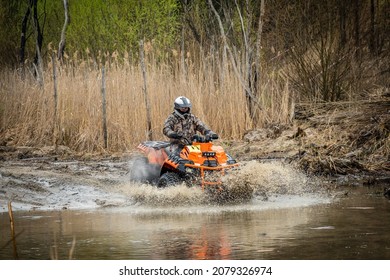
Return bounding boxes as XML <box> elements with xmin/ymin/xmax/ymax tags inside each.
<box><xmin>192</xmin><ymin>134</ymin><xmax>218</xmax><ymax>143</ymax></box>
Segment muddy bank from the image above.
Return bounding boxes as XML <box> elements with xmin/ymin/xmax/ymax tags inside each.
<box><xmin>0</xmin><ymin>158</ymin><xmax>134</xmax><ymax>212</ymax></box>
<box><xmin>229</xmin><ymin>99</ymin><xmax>390</xmax><ymax>182</ymax></box>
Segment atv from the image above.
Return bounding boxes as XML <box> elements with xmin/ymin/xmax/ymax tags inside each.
<box><xmin>130</xmin><ymin>134</ymin><xmax>239</xmax><ymax>196</ymax></box>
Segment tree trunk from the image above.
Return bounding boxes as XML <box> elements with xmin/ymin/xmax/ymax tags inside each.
<box><xmin>252</xmin><ymin>0</ymin><xmax>265</xmax><ymax>124</ymax></box>
<box><xmin>31</xmin><ymin>0</ymin><xmax>44</xmax><ymax>86</ymax></box>
<box><xmin>354</xmin><ymin>0</ymin><xmax>361</xmax><ymax>53</ymax></box>
<box><xmin>52</xmin><ymin>53</ymin><xmax>58</xmax><ymax>147</ymax></box>
<box><xmin>101</xmin><ymin>67</ymin><xmax>108</xmax><ymax>149</ymax></box>
<box><xmin>32</xmin><ymin>0</ymin><xmax>43</xmax><ymax>67</ymax></box>
<box><xmin>139</xmin><ymin>40</ymin><xmax>153</xmax><ymax>141</ymax></box>
<box><xmin>180</xmin><ymin>23</ymin><xmax>187</xmax><ymax>81</ymax></box>
<box><xmin>58</xmin><ymin>0</ymin><xmax>70</xmax><ymax>61</ymax></box>
<box><xmin>208</xmin><ymin>0</ymin><xmax>228</xmax><ymax>83</ymax></box>
<box><xmin>236</xmin><ymin>0</ymin><xmax>255</xmax><ymax>122</ymax></box>
<box><xmin>20</xmin><ymin>1</ymin><xmax>32</xmax><ymax>67</ymax></box>
<box><xmin>369</xmin><ymin>0</ymin><xmax>377</xmax><ymax>55</ymax></box>
<box><xmin>338</xmin><ymin>0</ymin><xmax>347</xmax><ymax>47</ymax></box>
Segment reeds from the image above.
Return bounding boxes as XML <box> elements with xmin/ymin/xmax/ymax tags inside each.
<box><xmin>0</xmin><ymin>50</ymin><xmax>292</xmax><ymax>154</ymax></box>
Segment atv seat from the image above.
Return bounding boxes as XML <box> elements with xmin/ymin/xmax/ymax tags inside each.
<box><xmin>141</xmin><ymin>141</ymin><xmax>179</xmax><ymax>156</ymax></box>
<box><xmin>141</xmin><ymin>141</ymin><xmax>171</xmax><ymax>150</ymax></box>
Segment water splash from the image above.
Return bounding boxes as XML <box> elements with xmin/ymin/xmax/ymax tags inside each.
<box><xmin>117</xmin><ymin>182</ymin><xmax>206</xmax><ymax>206</ymax></box>
<box><xmin>223</xmin><ymin>160</ymin><xmax>319</xmax><ymax>197</ymax></box>
<box><xmin>119</xmin><ymin>160</ymin><xmax>324</xmax><ymax>207</ymax></box>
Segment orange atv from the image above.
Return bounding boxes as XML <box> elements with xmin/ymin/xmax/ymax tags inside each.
<box><xmin>130</xmin><ymin>134</ymin><xmax>238</xmax><ymax>193</ymax></box>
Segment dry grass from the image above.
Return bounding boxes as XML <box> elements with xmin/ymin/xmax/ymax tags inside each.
<box><xmin>294</xmin><ymin>101</ymin><xmax>390</xmax><ymax>175</ymax></box>
<box><xmin>0</xmin><ymin>52</ymin><xmax>293</xmax><ymax>153</ymax></box>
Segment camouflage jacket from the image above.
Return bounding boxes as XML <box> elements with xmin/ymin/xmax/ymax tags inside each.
<box><xmin>163</xmin><ymin>110</ymin><xmax>210</xmax><ymax>144</ymax></box>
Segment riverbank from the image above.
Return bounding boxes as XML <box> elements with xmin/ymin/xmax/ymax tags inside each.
<box><xmin>229</xmin><ymin>99</ymin><xmax>390</xmax><ymax>184</ymax></box>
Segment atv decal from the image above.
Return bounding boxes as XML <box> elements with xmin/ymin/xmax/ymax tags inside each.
<box><xmin>187</xmin><ymin>145</ymin><xmax>201</xmax><ymax>152</ymax></box>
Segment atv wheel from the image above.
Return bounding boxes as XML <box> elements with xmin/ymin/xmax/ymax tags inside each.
<box><xmin>157</xmin><ymin>172</ymin><xmax>182</xmax><ymax>188</ymax></box>
<box><xmin>130</xmin><ymin>157</ymin><xmax>160</xmax><ymax>184</ymax></box>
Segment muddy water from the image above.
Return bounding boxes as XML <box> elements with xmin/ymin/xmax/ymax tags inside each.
<box><xmin>1</xmin><ymin>161</ymin><xmax>389</xmax><ymax>260</ymax></box>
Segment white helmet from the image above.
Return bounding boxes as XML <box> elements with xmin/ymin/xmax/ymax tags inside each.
<box><xmin>174</xmin><ymin>96</ymin><xmax>192</xmax><ymax>110</ymax></box>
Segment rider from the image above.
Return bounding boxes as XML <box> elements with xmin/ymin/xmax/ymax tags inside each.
<box><xmin>163</xmin><ymin>96</ymin><xmax>218</xmax><ymax>147</ymax></box>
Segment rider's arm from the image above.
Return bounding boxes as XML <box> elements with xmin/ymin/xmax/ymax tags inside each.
<box><xmin>193</xmin><ymin>116</ymin><xmax>219</xmax><ymax>140</ymax></box>
<box><xmin>193</xmin><ymin>116</ymin><xmax>211</xmax><ymax>135</ymax></box>
<box><xmin>163</xmin><ymin>114</ymin><xmax>182</xmax><ymax>139</ymax></box>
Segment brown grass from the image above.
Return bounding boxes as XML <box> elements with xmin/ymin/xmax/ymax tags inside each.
<box><xmin>0</xmin><ymin>52</ymin><xmax>292</xmax><ymax>153</ymax></box>
<box><xmin>294</xmin><ymin>101</ymin><xmax>390</xmax><ymax>175</ymax></box>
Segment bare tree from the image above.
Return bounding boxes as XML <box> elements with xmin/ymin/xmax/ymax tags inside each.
<box><xmin>19</xmin><ymin>1</ymin><xmax>32</xmax><ymax>78</ymax></box>
<box><xmin>139</xmin><ymin>40</ymin><xmax>153</xmax><ymax>141</ymax></box>
<box><xmin>19</xmin><ymin>0</ymin><xmax>44</xmax><ymax>84</ymax></box>
<box><xmin>31</xmin><ymin>0</ymin><xmax>44</xmax><ymax>86</ymax></box>
<box><xmin>58</xmin><ymin>0</ymin><xmax>70</xmax><ymax>61</ymax></box>
<box><xmin>338</xmin><ymin>0</ymin><xmax>347</xmax><ymax>47</ymax></box>
<box><xmin>20</xmin><ymin>1</ymin><xmax>32</xmax><ymax>68</ymax></box>
<box><xmin>208</xmin><ymin>0</ymin><xmax>263</xmax><ymax>125</ymax></box>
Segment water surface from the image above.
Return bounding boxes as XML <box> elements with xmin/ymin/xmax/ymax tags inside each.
<box><xmin>1</xmin><ymin>184</ymin><xmax>389</xmax><ymax>260</ymax></box>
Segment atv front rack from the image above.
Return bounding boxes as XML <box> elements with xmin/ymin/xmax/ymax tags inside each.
<box><xmin>186</xmin><ymin>163</ymin><xmax>239</xmax><ymax>190</ymax></box>
<box><xmin>164</xmin><ymin>153</ymin><xmax>238</xmax><ymax>190</ymax></box>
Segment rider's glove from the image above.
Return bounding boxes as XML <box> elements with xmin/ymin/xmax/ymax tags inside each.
<box><xmin>205</xmin><ymin>131</ymin><xmax>218</xmax><ymax>141</ymax></box>
<box><xmin>168</xmin><ymin>132</ymin><xmax>183</xmax><ymax>139</ymax></box>
<box><xmin>210</xmin><ymin>133</ymin><xmax>219</xmax><ymax>140</ymax></box>
<box><xmin>206</xmin><ymin>130</ymin><xmax>218</xmax><ymax>140</ymax></box>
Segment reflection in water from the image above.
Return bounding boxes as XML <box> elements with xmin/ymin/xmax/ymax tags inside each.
<box><xmin>188</xmin><ymin>223</ymin><xmax>232</xmax><ymax>260</ymax></box>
